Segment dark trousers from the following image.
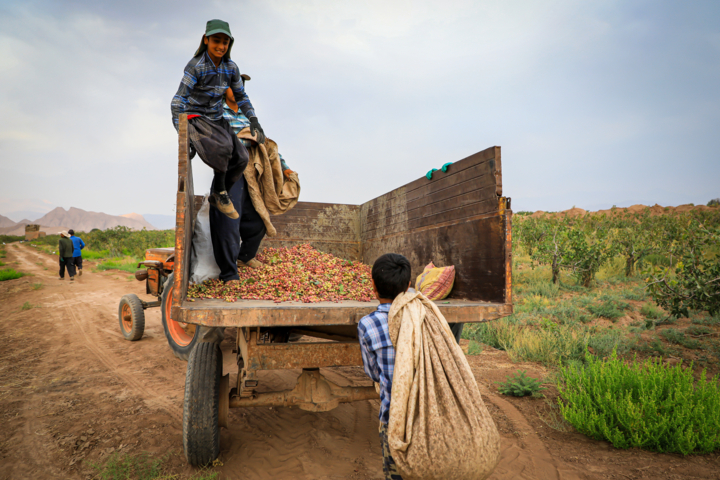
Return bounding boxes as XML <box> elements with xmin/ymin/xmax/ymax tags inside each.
<box><xmin>210</xmin><ymin>175</ymin><xmax>267</xmax><ymax>282</ymax></box>
<box><xmin>71</xmin><ymin>256</ymin><xmax>83</xmax><ymax>270</ymax></box>
<box><xmin>450</xmin><ymin>323</ymin><xmax>465</xmax><ymax>343</ymax></box>
<box><xmin>59</xmin><ymin>257</ymin><xmax>76</xmax><ymax>278</ymax></box>
<box><xmin>188</xmin><ymin>116</ymin><xmax>248</xmax><ymax>189</ymax></box>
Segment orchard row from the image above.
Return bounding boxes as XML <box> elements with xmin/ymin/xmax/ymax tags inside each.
<box><xmin>514</xmin><ymin>208</ymin><xmax>720</xmax><ymax>317</ymax></box>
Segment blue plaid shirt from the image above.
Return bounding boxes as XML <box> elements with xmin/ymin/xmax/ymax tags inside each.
<box><xmin>223</xmin><ymin>103</ymin><xmax>290</xmax><ymax>170</ymax></box>
<box><xmin>358</xmin><ymin>303</ymin><xmax>394</xmax><ymax>424</ymax></box>
<box><xmin>171</xmin><ymin>52</ymin><xmax>256</xmax><ymax>130</ymax></box>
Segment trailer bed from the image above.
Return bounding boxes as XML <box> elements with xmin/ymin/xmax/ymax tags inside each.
<box><xmin>171</xmin><ymin>114</ymin><xmax>513</xmax><ymax>328</ymax></box>
<box><xmin>178</xmin><ymin>298</ymin><xmax>512</xmax><ymax>327</ymax></box>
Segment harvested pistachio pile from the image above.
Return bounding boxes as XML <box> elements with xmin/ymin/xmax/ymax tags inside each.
<box><xmin>188</xmin><ymin>244</ymin><xmax>374</xmax><ymax>303</ymax></box>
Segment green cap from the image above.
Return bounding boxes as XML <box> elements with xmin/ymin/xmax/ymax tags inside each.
<box><xmin>194</xmin><ymin>19</ymin><xmax>234</xmax><ymax>60</ymax></box>
<box><xmin>205</xmin><ymin>19</ymin><xmax>233</xmax><ymax>39</ymax></box>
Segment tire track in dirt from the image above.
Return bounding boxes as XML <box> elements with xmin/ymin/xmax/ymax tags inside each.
<box><xmin>7</xmin><ymin>244</ymin><xmax>591</xmax><ymax>480</ymax></box>
<box><xmin>480</xmin><ymin>385</ymin><xmax>584</xmax><ymax>480</ymax></box>
<box><xmin>12</xmin><ymin>245</ymin><xmax>184</xmax><ymax>422</ymax></box>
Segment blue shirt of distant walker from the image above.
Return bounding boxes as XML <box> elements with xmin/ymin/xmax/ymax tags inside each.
<box><xmin>70</xmin><ymin>236</ymin><xmax>85</xmax><ymax>258</ymax></box>
<box><xmin>357</xmin><ymin>303</ymin><xmax>395</xmax><ymax>424</ymax></box>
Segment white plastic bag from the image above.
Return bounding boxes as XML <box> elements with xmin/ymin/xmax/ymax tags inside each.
<box><xmin>190</xmin><ymin>196</ymin><xmax>221</xmax><ymax>284</ymax></box>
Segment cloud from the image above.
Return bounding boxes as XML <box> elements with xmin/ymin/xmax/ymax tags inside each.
<box><xmin>0</xmin><ymin>0</ymin><xmax>718</xmax><ymax>217</ymax></box>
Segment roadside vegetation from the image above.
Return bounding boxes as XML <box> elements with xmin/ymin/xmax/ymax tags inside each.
<box><xmin>465</xmin><ymin>206</ymin><xmax>720</xmax><ymax>454</ymax></box>
<box><xmin>0</xmin><ymin>243</ymin><xmax>24</xmax><ymax>280</ymax></box>
<box><xmin>28</xmin><ymin>226</ymin><xmax>174</xmax><ymax>273</ymax></box>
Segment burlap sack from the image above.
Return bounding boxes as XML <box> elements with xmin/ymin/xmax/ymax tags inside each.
<box><xmin>237</xmin><ymin>129</ymin><xmax>300</xmax><ymax>237</ymax></box>
<box><xmin>387</xmin><ymin>291</ymin><xmax>500</xmax><ymax>480</ymax></box>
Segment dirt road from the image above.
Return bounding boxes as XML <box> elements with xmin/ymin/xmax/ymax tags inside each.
<box><xmin>1</xmin><ymin>243</ymin><xmax>718</xmax><ymax>479</ymax></box>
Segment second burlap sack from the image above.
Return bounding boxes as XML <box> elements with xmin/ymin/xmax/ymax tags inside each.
<box><xmin>387</xmin><ymin>291</ymin><xmax>500</xmax><ymax>480</ymax></box>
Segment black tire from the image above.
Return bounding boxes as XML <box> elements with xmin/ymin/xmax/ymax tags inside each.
<box><xmin>161</xmin><ymin>273</ymin><xmax>199</xmax><ymax>360</ymax></box>
<box><xmin>118</xmin><ymin>294</ymin><xmax>145</xmax><ymax>341</ymax></box>
<box><xmin>183</xmin><ymin>342</ymin><xmax>222</xmax><ymax>466</ymax></box>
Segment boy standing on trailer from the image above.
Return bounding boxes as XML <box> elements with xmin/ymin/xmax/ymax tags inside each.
<box><xmin>171</xmin><ymin>19</ymin><xmax>267</xmax><ymax>281</ymax></box>
<box><xmin>357</xmin><ymin>253</ymin><xmax>411</xmax><ymax>480</ymax></box>
<box><xmin>171</xmin><ymin>19</ymin><xmax>266</xmax><ymax>219</ymax></box>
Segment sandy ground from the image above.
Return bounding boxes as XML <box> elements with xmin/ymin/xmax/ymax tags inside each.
<box><xmin>1</xmin><ymin>243</ymin><xmax>719</xmax><ymax>480</ymax></box>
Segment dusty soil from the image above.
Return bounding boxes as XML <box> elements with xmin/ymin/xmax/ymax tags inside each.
<box><xmin>1</xmin><ymin>243</ymin><xmax>719</xmax><ymax>480</ymax></box>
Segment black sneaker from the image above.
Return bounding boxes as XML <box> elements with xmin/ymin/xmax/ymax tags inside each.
<box><xmin>211</xmin><ymin>191</ymin><xmax>239</xmax><ymax>219</ymax></box>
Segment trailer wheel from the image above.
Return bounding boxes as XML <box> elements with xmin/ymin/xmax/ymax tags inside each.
<box><xmin>118</xmin><ymin>294</ymin><xmax>145</xmax><ymax>341</ymax></box>
<box><xmin>161</xmin><ymin>273</ymin><xmax>199</xmax><ymax>360</ymax></box>
<box><xmin>183</xmin><ymin>342</ymin><xmax>222</xmax><ymax>466</ymax></box>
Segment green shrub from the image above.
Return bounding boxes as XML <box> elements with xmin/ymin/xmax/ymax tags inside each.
<box><xmin>692</xmin><ymin>315</ymin><xmax>720</xmax><ymax>326</ymax></box>
<box><xmin>0</xmin><ymin>269</ymin><xmax>23</xmax><ymax>281</ymax></box>
<box><xmin>522</xmin><ymin>279</ymin><xmax>560</xmax><ymax>298</ymax></box>
<box><xmin>0</xmin><ymin>235</ymin><xmax>23</xmax><ymax>244</ymax></box>
<box><xmin>467</xmin><ymin>341</ymin><xmax>483</xmax><ymax>356</ymax></box>
<box><xmin>588</xmin><ymin>330</ymin><xmax>633</xmax><ymax>357</ymax></box>
<box><xmin>497</xmin><ymin>370</ymin><xmax>545</xmax><ymax>397</ymax></box>
<box><xmin>686</xmin><ymin>325</ymin><xmax>712</xmax><ymax>336</ymax></box>
<box><xmin>463</xmin><ymin>317</ymin><xmax>519</xmax><ymax>350</ymax></box>
<box><xmin>621</xmin><ymin>288</ymin><xmax>646</xmax><ymax>301</ymax></box>
<box><xmin>640</xmin><ymin>303</ymin><xmax>664</xmax><ymax>319</ymax></box>
<box><xmin>82</xmin><ymin>249</ymin><xmax>111</xmax><ymax>260</ymax></box>
<box><xmin>96</xmin><ymin>257</ymin><xmax>141</xmax><ymax>274</ymax></box>
<box><xmin>507</xmin><ymin>324</ymin><xmax>589</xmax><ymax>366</ymax></box>
<box><xmin>587</xmin><ymin>297</ymin><xmax>630</xmax><ymax>320</ymax></box>
<box><xmin>661</xmin><ymin>329</ymin><xmax>701</xmax><ymax>350</ymax></box>
<box><xmin>558</xmin><ymin>353</ymin><xmax>720</xmax><ymax>454</ymax></box>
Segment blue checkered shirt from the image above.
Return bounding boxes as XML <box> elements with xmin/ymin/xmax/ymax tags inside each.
<box><xmin>358</xmin><ymin>303</ymin><xmax>394</xmax><ymax>424</ymax></box>
<box><xmin>223</xmin><ymin>103</ymin><xmax>290</xmax><ymax>170</ymax></box>
<box><xmin>171</xmin><ymin>52</ymin><xmax>256</xmax><ymax>130</ymax></box>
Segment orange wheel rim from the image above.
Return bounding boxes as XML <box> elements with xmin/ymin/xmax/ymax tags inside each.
<box><xmin>121</xmin><ymin>303</ymin><xmax>132</xmax><ymax>332</ymax></box>
<box><xmin>165</xmin><ymin>283</ymin><xmax>195</xmax><ymax>346</ymax></box>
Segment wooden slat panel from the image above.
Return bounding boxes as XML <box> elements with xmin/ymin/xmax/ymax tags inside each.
<box><xmin>179</xmin><ymin>299</ymin><xmax>512</xmax><ymax>327</ymax></box>
<box><xmin>360</xmin><ymin>146</ymin><xmax>501</xmax><ymax>242</ymax></box>
<box><xmin>403</xmin><ymin>146</ymin><xmax>499</xmax><ymax>199</ymax></box>
<box><xmin>406</xmin><ymin>169</ymin><xmax>493</xmax><ymax>212</ymax></box>
<box><xmin>408</xmin><ymin>198</ymin><xmax>498</xmax><ymax>230</ymax></box>
<box><xmin>405</xmin><ymin>159</ymin><xmax>496</xmax><ymax>205</ymax></box>
<box><xmin>362</xmin><ymin>215</ymin><xmax>507</xmax><ymax>302</ymax></box>
<box><xmin>172</xmin><ymin>114</ymin><xmax>194</xmax><ymax>318</ymax></box>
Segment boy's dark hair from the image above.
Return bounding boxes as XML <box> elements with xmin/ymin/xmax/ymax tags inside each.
<box><xmin>372</xmin><ymin>253</ymin><xmax>411</xmax><ymax>300</ymax></box>
<box><xmin>68</xmin><ymin>229</ymin><xmax>74</xmax><ymax>235</ymax></box>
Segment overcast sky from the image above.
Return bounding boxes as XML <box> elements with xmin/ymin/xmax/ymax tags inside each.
<box><xmin>0</xmin><ymin>0</ymin><xmax>718</xmax><ymax>220</ymax></box>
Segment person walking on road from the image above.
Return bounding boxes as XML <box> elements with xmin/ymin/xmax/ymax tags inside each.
<box><xmin>68</xmin><ymin>229</ymin><xmax>85</xmax><ymax>276</ymax></box>
<box><xmin>58</xmin><ymin>231</ymin><xmax>76</xmax><ymax>281</ymax></box>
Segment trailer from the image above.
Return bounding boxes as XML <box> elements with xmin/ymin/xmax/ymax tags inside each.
<box><xmin>119</xmin><ymin>114</ymin><xmax>514</xmax><ymax>466</ymax></box>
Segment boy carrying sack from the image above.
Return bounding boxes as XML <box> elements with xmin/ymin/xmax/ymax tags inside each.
<box><xmin>358</xmin><ymin>254</ymin><xmax>500</xmax><ymax>480</ymax></box>
<box><xmin>387</xmin><ymin>289</ymin><xmax>500</xmax><ymax>480</ymax></box>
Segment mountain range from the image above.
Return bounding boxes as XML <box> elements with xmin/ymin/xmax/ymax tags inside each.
<box><xmin>0</xmin><ymin>207</ymin><xmax>164</xmax><ymax>236</ymax></box>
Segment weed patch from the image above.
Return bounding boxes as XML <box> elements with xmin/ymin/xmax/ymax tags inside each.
<box><xmin>0</xmin><ymin>269</ymin><xmax>23</xmax><ymax>281</ymax></box>
<box><xmin>640</xmin><ymin>303</ymin><xmax>664</xmax><ymax>320</ymax></box>
<box><xmin>467</xmin><ymin>341</ymin><xmax>483</xmax><ymax>355</ymax></box>
<box><xmin>90</xmin><ymin>451</ymin><xmax>218</xmax><ymax>480</ymax></box>
<box><xmin>497</xmin><ymin>370</ymin><xmax>545</xmax><ymax>397</ymax></box>
<box><xmin>587</xmin><ymin>297</ymin><xmax>631</xmax><ymax>320</ymax></box>
<box><xmin>661</xmin><ymin>329</ymin><xmax>701</xmax><ymax>350</ymax></box>
<box><xmin>558</xmin><ymin>353</ymin><xmax>720</xmax><ymax>454</ymax></box>
<box><xmin>95</xmin><ymin>257</ymin><xmax>141</xmax><ymax>274</ymax></box>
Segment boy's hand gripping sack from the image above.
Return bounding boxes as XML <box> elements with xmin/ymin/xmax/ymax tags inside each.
<box><xmin>387</xmin><ymin>291</ymin><xmax>500</xmax><ymax>480</ymax></box>
<box><xmin>415</xmin><ymin>262</ymin><xmax>455</xmax><ymax>301</ymax></box>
